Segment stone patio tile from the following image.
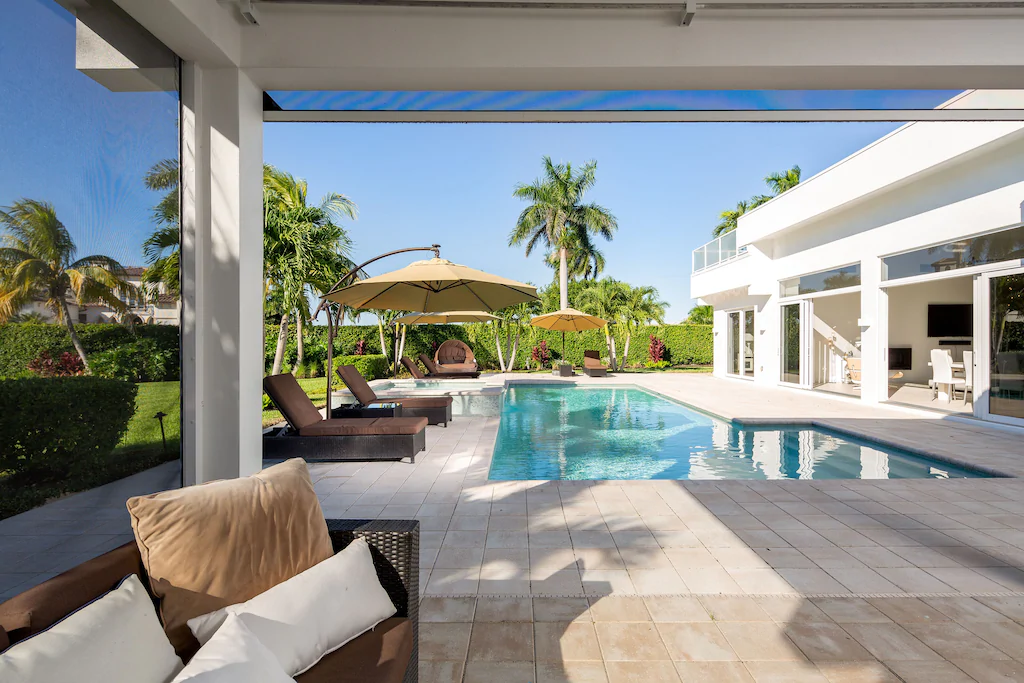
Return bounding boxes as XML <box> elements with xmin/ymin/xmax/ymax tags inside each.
<box><xmin>463</xmin><ymin>661</ymin><xmax>536</xmax><ymax>683</ymax></box>
<box><xmin>604</xmin><ymin>661</ymin><xmax>680</xmax><ymax>683</ymax></box>
<box><xmin>812</xmin><ymin>598</ymin><xmax>891</xmax><ymax>624</ymax></box>
<box><xmin>872</xmin><ymin>567</ymin><xmax>955</xmax><ymax>593</ymax></box>
<box><xmin>425</xmin><ymin>567</ymin><xmax>480</xmax><ymax>595</ymax></box>
<box><xmin>755</xmin><ymin>597</ymin><xmax>832</xmax><ymax>624</ymax></box>
<box><xmin>840</xmin><ymin>623</ymin><xmax>940</xmax><ymax>661</ymax></box>
<box><xmin>716</xmin><ymin>622</ymin><xmax>805</xmax><ymax>661</ymax></box>
<box><xmin>728</xmin><ymin>567</ymin><xmax>798</xmax><ymax>595</ymax></box>
<box><xmin>825</xmin><ymin>567</ymin><xmax>903</xmax><ymax>593</ymax></box>
<box><xmin>783</xmin><ymin>623</ymin><xmax>874</xmax><ymax>662</ymax></box>
<box><xmin>532</xmin><ymin>569</ymin><xmax>584</xmax><ymax>595</ymax></box>
<box><xmin>467</xmin><ymin>621</ymin><xmax>534</xmax><ymax>661</ymax></box>
<box><xmin>673</xmin><ymin>661</ymin><xmax>754</xmax><ymax>683</ymax></box>
<box><xmin>958</xmin><ymin>619</ymin><xmax>1024</xmax><ymax>657</ymax></box>
<box><xmin>434</xmin><ymin>546</ymin><xmax>484</xmax><ymax>569</ymax></box>
<box><xmin>676</xmin><ymin>567</ymin><xmax>743</xmax><ymax>594</ymax></box>
<box><xmin>420</xmin><ymin>596</ymin><xmax>477</xmax><ymax>622</ymax></box>
<box><xmin>951</xmin><ymin>659</ymin><xmax>1024</xmax><ymax>683</ymax></box>
<box><xmin>588</xmin><ymin>596</ymin><xmax>651</xmax><ymax>621</ymax></box>
<box><xmin>922</xmin><ymin>567</ymin><xmax>1008</xmax><ymax>592</ymax></box>
<box><xmin>533</xmin><ymin>597</ymin><xmax>592</xmax><ymax>622</ymax></box>
<box><xmin>628</xmin><ymin>568</ymin><xmax>688</xmax><ymax>593</ymax></box>
<box><xmin>902</xmin><ymin>622</ymin><xmax>1011</xmax><ymax>661</ymax></box>
<box><xmin>976</xmin><ymin>596</ymin><xmax>1024</xmax><ymax>621</ymax></box>
<box><xmin>866</xmin><ymin>598</ymin><xmax>951</xmax><ymax>624</ymax></box>
<box><xmin>775</xmin><ymin>568</ymin><xmax>850</xmax><ymax>594</ymax></box>
<box><xmin>474</xmin><ymin>597</ymin><xmax>532</xmax><ymax>621</ymax></box>
<box><xmin>883</xmin><ymin>660</ymin><xmax>975</xmax><ymax>683</ymax></box>
<box><xmin>741</xmin><ymin>660</ymin><xmax>828</xmax><ymax>682</ymax></box>
<box><xmin>974</xmin><ymin>566</ymin><xmax>1024</xmax><ymax>591</ymax></box>
<box><xmin>922</xmin><ymin>597</ymin><xmax>1011</xmax><ymax>622</ymax></box>
<box><xmin>645</xmin><ymin>595</ymin><xmax>711</xmax><ymax>622</ymax></box>
<box><xmin>698</xmin><ymin>596</ymin><xmax>772</xmax><ymax>622</ymax></box>
<box><xmin>656</xmin><ymin>622</ymin><xmax>736</xmax><ymax>662</ymax></box>
<box><xmin>573</xmin><ymin>547</ymin><xmax>625</xmax><ymax>571</ymax></box>
<box><xmin>581</xmin><ymin>569</ymin><xmax>636</xmax><ymax>596</ymax></box>
<box><xmin>536</xmin><ymin>661</ymin><xmax>609</xmax><ymax>683</ymax></box>
<box><xmin>419</xmin><ymin>660</ymin><xmax>466</xmax><ymax>683</ymax></box>
<box><xmin>535</xmin><ymin>622</ymin><xmax>603</xmax><ymax>661</ymax></box>
<box><xmin>595</xmin><ymin>622</ymin><xmax>671</xmax><ymax>661</ymax></box>
<box><xmin>814</xmin><ymin>661</ymin><xmax>899</xmax><ymax>683</ymax></box>
<box><xmin>665</xmin><ymin>547</ymin><xmax>721</xmax><ymax>569</ymax></box>
<box><xmin>753</xmin><ymin>548</ymin><xmax>816</xmax><ymax>568</ymax></box>
<box><xmin>419</xmin><ymin>622</ymin><xmax>473</xmax><ymax>660</ymax></box>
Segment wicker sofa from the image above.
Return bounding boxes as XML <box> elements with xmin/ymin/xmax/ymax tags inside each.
<box><xmin>0</xmin><ymin>519</ymin><xmax>420</xmax><ymax>683</ymax></box>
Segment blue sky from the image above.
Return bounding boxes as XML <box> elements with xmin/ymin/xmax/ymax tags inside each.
<box><xmin>6</xmin><ymin>0</ymin><xmax>960</xmax><ymax>318</ymax></box>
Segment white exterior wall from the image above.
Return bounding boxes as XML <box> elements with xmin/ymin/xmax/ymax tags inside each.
<box><xmin>692</xmin><ymin>92</ymin><xmax>1024</xmax><ymax>403</ymax></box>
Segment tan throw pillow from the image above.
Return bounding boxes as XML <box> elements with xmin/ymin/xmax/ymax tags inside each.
<box><xmin>127</xmin><ymin>458</ymin><xmax>333</xmax><ymax>657</ymax></box>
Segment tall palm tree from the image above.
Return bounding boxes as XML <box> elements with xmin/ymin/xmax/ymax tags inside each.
<box><xmin>685</xmin><ymin>304</ymin><xmax>713</xmax><ymax>325</ymax></box>
<box><xmin>619</xmin><ymin>284</ymin><xmax>667</xmax><ymax>365</ymax></box>
<box><xmin>141</xmin><ymin>159</ymin><xmax>180</xmax><ymax>300</ymax></box>
<box><xmin>713</xmin><ymin>199</ymin><xmax>750</xmax><ymax>238</ymax></box>
<box><xmin>495</xmin><ymin>297</ymin><xmax>541</xmax><ymax>372</ymax></box>
<box><xmin>578</xmin><ymin>277</ymin><xmax>627</xmax><ymax>370</ymax></box>
<box><xmin>509</xmin><ymin>156</ymin><xmax>617</xmax><ymax>310</ymax></box>
<box><xmin>264</xmin><ymin>165</ymin><xmax>357</xmax><ymax>376</ymax></box>
<box><xmin>765</xmin><ymin>165</ymin><xmax>801</xmax><ymax>196</ymax></box>
<box><xmin>0</xmin><ymin>200</ymin><xmax>133</xmax><ymax>371</ymax></box>
<box><xmin>543</xmin><ymin>230</ymin><xmax>606</xmax><ymax>282</ymax></box>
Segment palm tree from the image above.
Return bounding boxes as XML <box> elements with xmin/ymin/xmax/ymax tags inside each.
<box><xmin>141</xmin><ymin>159</ymin><xmax>180</xmax><ymax>300</ymax></box>
<box><xmin>713</xmin><ymin>199</ymin><xmax>750</xmax><ymax>238</ymax></box>
<box><xmin>765</xmin><ymin>165</ymin><xmax>801</xmax><ymax>196</ymax></box>
<box><xmin>543</xmin><ymin>230</ymin><xmax>606</xmax><ymax>282</ymax></box>
<box><xmin>509</xmin><ymin>156</ymin><xmax>617</xmax><ymax>310</ymax></box>
<box><xmin>578</xmin><ymin>277</ymin><xmax>627</xmax><ymax>370</ymax></box>
<box><xmin>495</xmin><ymin>298</ymin><xmax>541</xmax><ymax>372</ymax></box>
<box><xmin>685</xmin><ymin>304</ymin><xmax>713</xmax><ymax>325</ymax></box>
<box><xmin>619</xmin><ymin>284</ymin><xmax>667</xmax><ymax>366</ymax></box>
<box><xmin>264</xmin><ymin>165</ymin><xmax>356</xmax><ymax>376</ymax></box>
<box><xmin>0</xmin><ymin>200</ymin><xmax>133</xmax><ymax>371</ymax></box>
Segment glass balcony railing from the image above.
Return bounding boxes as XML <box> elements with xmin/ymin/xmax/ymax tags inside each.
<box><xmin>692</xmin><ymin>231</ymin><xmax>746</xmax><ymax>273</ymax></box>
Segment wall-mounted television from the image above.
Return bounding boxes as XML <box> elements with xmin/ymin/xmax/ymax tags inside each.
<box><xmin>927</xmin><ymin>304</ymin><xmax>973</xmax><ymax>338</ymax></box>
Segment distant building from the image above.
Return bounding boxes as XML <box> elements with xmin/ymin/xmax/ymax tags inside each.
<box><xmin>17</xmin><ymin>267</ymin><xmax>179</xmax><ymax>325</ymax></box>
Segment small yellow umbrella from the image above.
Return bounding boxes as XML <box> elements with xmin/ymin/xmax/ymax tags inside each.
<box><xmin>530</xmin><ymin>308</ymin><xmax>607</xmax><ymax>362</ymax></box>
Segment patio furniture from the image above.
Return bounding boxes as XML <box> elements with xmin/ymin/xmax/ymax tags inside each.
<box><xmin>0</xmin><ymin>519</ymin><xmax>420</xmax><ymax>683</ymax></box>
<box><xmin>583</xmin><ymin>350</ymin><xmax>608</xmax><ymax>377</ymax></box>
<box><xmin>337</xmin><ymin>364</ymin><xmax>454</xmax><ymax>426</ymax></box>
<box><xmin>418</xmin><ymin>353</ymin><xmax>481</xmax><ymax>378</ymax></box>
<box><xmin>553</xmin><ymin>363</ymin><xmax>574</xmax><ymax>377</ymax></box>
<box><xmin>401</xmin><ymin>355</ymin><xmax>427</xmax><ymax>378</ymax></box>
<box><xmin>435</xmin><ymin>339</ymin><xmax>477</xmax><ymax>372</ymax></box>
<box><xmin>930</xmin><ymin>348</ymin><xmax>966</xmax><ymax>402</ymax></box>
<box><xmin>263</xmin><ymin>373</ymin><xmax>427</xmax><ymax>461</ymax></box>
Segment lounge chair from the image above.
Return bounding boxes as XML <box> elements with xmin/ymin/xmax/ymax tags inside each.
<box><xmin>401</xmin><ymin>355</ymin><xmax>427</xmax><ymax>378</ymax></box>
<box><xmin>583</xmin><ymin>350</ymin><xmax>608</xmax><ymax>377</ymax></box>
<box><xmin>418</xmin><ymin>353</ymin><xmax>481</xmax><ymax>379</ymax></box>
<box><xmin>435</xmin><ymin>339</ymin><xmax>477</xmax><ymax>372</ymax></box>
<box><xmin>263</xmin><ymin>373</ymin><xmax>427</xmax><ymax>461</ymax></box>
<box><xmin>337</xmin><ymin>364</ymin><xmax>454</xmax><ymax>426</ymax></box>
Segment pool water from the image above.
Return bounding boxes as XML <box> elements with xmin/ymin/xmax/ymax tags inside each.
<box><xmin>488</xmin><ymin>386</ymin><xmax>985</xmax><ymax>481</ymax></box>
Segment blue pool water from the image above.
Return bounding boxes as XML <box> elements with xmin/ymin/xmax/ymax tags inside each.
<box><xmin>488</xmin><ymin>386</ymin><xmax>985</xmax><ymax>481</ymax></box>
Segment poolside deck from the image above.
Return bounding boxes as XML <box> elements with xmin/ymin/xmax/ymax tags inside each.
<box><xmin>2</xmin><ymin>373</ymin><xmax>1023</xmax><ymax>681</ymax></box>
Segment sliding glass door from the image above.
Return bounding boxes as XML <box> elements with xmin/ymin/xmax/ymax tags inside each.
<box><xmin>780</xmin><ymin>301</ymin><xmax>811</xmax><ymax>387</ymax></box>
<box><xmin>980</xmin><ymin>269</ymin><xmax>1024</xmax><ymax>424</ymax></box>
<box><xmin>727</xmin><ymin>309</ymin><xmax>755</xmax><ymax>378</ymax></box>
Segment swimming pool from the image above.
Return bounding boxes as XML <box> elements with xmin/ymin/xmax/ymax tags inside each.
<box><xmin>488</xmin><ymin>385</ymin><xmax>985</xmax><ymax>481</ymax></box>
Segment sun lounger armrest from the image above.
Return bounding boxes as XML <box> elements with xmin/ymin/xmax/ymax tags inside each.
<box><xmin>326</xmin><ymin>519</ymin><xmax>419</xmax><ymax>621</ymax></box>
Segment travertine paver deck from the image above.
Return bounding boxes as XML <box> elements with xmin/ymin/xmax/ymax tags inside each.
<box><xmin>3</xmin><ymin>374</ymin><xmax>1024</xmax><ymax>681</ymax></box>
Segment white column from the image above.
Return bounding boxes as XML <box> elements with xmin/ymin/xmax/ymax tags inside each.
<box><xmin>859</xmin><ymin>256</ymin><xmax>887</xmax><ymax>405</ymax></box>
<box><xmin>180</xmin><ymin>63</ymin><xmax>264</xmax><ymax>484</ymax></box>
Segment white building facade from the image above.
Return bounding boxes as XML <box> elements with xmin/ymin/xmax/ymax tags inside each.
<box><xmin>691</xmin><ymin>90</ymin><xmax>1024</xmax><ymax>427</ymax></box>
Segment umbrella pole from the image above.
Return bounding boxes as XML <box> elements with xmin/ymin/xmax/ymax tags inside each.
<box><xmin>325</xmin><ymin>305</ymin><xmax>335</xmax><ymax>418</ymax></box>
<box><xmin>562</xmin><ymin>331</ymin><xmax>566</xmax><ymax>365</ymax></box>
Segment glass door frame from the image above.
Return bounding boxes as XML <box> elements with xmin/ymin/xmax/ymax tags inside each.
<box><xmin>779</xmin><ymin>299</ymin><xmax>813</xmax><ymax>388</ymax></box>
<box><xmin>976</xmin><ymin>265</ymin><xmax>1024</xmax><ymax>427</ymax></box>
<box><xmin>725</xmin><ymin>307</ymin><xmax>756</xmax><ymax>379</ymax></box>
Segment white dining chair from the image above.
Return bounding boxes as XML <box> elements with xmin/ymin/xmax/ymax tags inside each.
<box><xmin>962</xmin><ymin>350</ymin><xmax>974</xmax><ymax>403</ymax></box>
<box><xmin>930</xmin><ymin>348</ymin><xmax>966</xmax><ymax>403</ymax></box>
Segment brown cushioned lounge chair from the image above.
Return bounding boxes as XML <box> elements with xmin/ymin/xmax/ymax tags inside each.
<box><xmin>0</xmin><ymin>519</ymin><xmax>420</xmax><ymax>683</ymax></box>
<box><xmin>263</xmin><ymin>373</ymin><xmax>427</xmax><ymax>461</ymax></box>
<box><xmin>401</xmin><ymin>356</ymin><xmax>427</xmax><ymax>379</ymax></box>
<box><xmin>583</xmin><ymin>350</ymin><xmax>609</xmax><ymax>377</ymax></box>
<box><xmin>418</xmin><ymin>353</ymin><xmax>481</xmax><ymax>379</ymax></box>
<box><xmin>434</xmin><ymin>339</ymin><xmax>477</xmax><ymax>373</ymax></box>
<box><xmin>336</xmin><ymin>364</ymin><xmax>454</xmax><ymax>426</ymax></box>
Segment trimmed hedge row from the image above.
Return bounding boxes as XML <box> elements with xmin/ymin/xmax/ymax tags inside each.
<box><xmin>332</xmin><ymin>354</ymin><xmax>390</xmax><ymax>382</ymax></box>
<box><xmin>0</xmin><ymin>323</ymin><xmax>180</xmax><ymax>381</ymax></box>
<box><xmin>266</xmin><ymin>322</ymin><xmax>712</xmax><ymax>371</ymax></box>
<box><xmin>0</xmin><ymin>377</ymin><xmax>138</xmax><ymax>480</ymax></box>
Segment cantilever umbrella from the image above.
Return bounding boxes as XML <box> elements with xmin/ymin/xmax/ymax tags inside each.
<box><xmin>324</xmin><ymin>258</ymin><xmax>538</xmax><ymax>313</ymax></box>
<box><xmin>392</xmin><ymin>311</ymin><xmax>501</xmax><ymax>362</ymax></box>
<box><xmin>530</xmin><ymin>308</ymin><xmax>607</xmax><ymax>361</ymax></box>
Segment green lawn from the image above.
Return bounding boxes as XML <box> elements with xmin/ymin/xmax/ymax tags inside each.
<box><xmin>118</xmin><ymin>381</ymin><xmax>181</xmax><ymax>454</ymax></box>
<box><xmin>263</xmin><ymin>376</ymin><xmax>336</xmax><ymax>428</ymax></box>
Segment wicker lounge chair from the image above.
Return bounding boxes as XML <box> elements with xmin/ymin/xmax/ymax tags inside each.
<box><xmin>263</xmin><ymin>373</ymin><xmax>427</xmax><ymax>461</ymax></box>
<box><xmin>583</xmin><ymin>350</ymin><xmax>609</xmax><ymax>377</ymax></box>
<box><xmin>435</xmin><ymin>339</ymin><xmax>477</xmax><ymax>372</ymax></box>
<box><xmin>418</xmin><ymin>353</ymin><xmax>481</xmax><ymax>379</ymax></box>
<box><xmin>336</xmin><ymin>364</ymin><xmax>454</xmax><ymax>426</ymax></box>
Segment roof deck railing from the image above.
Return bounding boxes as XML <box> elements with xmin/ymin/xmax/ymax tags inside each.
<box><xmin>692</xmin><ymin>230</ymin><xmax>747</xmax><ymax>273</ymax></box>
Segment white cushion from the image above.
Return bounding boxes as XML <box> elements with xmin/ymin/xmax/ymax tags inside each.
<box><xmin>171</xmin><ymin>614</ymin><xmax>292</xmax><ymax>683</ymax></box>
<box><xmin>188</xmin><ymin>536</ymin><xmax>397</xmax><ymax>676</ymax></box>
<box><xmin>0</xmin><ymin>574</ymin><xmax>182</xmax><ymax>683</ymax></box>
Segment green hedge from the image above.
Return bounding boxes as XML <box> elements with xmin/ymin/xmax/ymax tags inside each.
<box><xmin>0</xmin><ymin>323</ymin><xmax>179</xmax><ymax>380</ymax></box>
<box><xmin>266</xmin><ymin>322</ymin><xmax>712</xmax><ymax>371</ymax></box>
<box><xmin>0</xmin><ymin>377</ymin><xmax>138</xmax><ymax>480</ymax></box>
<box><xmin>332</xmin><ymin>354</ymin><xmax>390</xmax><ymax>382</ymax></box>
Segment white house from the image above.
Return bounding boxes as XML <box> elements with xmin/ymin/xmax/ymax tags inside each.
<box><xmin>691</xmin><ymin>90</ymin><xmax>1024</xmax><ymax>428</ymax></box>
<box><xmin>18</xmin><ymin>267</ymin><xmax>180</xmax><ymax>326</ymax></box>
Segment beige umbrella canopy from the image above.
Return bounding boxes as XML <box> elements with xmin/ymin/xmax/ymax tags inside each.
<box><xmin>324</xmin><ymin>258</ymin><xmax>539</xmax><ymax>313</ymax></box>
<box><xmin>394</xmin><ymin>311</ymin><xmax>500</xmax><ymax>325</ymax></box>
<box><xmin>530</xmin><ymin>308</ymin><xmax>607</xmax><ymax>361</ymax></box>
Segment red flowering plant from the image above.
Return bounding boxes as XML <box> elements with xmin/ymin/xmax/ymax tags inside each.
<box><xmin>28</xmin><ymin>350</ymin><xmax>85</xmax><ymax>377</ymax></box>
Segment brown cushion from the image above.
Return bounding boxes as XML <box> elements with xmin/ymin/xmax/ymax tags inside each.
<box><xmin>0</xmin><ymin>542</ymin><xmax>144</xmax><ymax>646</ymax></box>
<box><xmin>436</xmin><ymin>362</ymin><xmax>477</xmax><ymax>373</ymax></box>
<box><xmin>335</xmin><ymin>365</ymin><xmax>379</xmax><ymax>406</ymax></box>
<box><xmin>584</xmin><ymin>357</ymin><xmax>605</xmax><ymax>369</ymax></box>
<box><xmin>264</xmin><ymin>374</ymin><xmax>324</xmax><ymax>430</ymax></box>
<box><xmin>295</xmin><ymin>618</ymin><xmax>412</xmax><ymax>683</ymax></box>
<box><xmin>126</xmin><ymin>458</ymin><xmax>333</xmax><ymax>657</ymax></box>
<box><xmin>385</xmin><ymin>396</ymin><xmax>453</xmax><ymax>408</ymax></box>
<box><xmin>400</xmin><ymin>357</ymin><xmax>425</xmax><ymax>379</ymax></box>
<box><xmin>299</xmin><ymin>417</ymin><xmax>428</xmax><ymax>437</ymax></box>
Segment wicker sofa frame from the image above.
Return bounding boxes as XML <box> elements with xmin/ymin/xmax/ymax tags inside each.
<box><xmin>263</xmin><ymin>426</ymin><xmax>425</xmax><ymax>462</ymax></box>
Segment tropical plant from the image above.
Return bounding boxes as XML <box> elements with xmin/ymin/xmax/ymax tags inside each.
<box><xmin>765</xmin><ymin>165</ymin><xmax>802</xmax><ymax>195</ymax></box>
<box><xmin>0</xmin><ymin>200</ymin><xmax>134</xmax><ymax>371</ymax></box>
<box><xmin>618</xmin><ymin>284</ymin><xmax>667</xmax><ymax>366</ymax></box>
<box><xmin>10</xmin><ymin>311</ymin><xmax>47</xmax><ymax>323</ymax></box>
<box><xmin>509</xmin><ymin>156</ymin><xmax>617</xmax><ymax>310</ymax></box>
<box><xmin>577</xmin><ymin>277</ymin><xmax>628</xmax><ymax>370</ymax></box>
<box><xmin>495</xmin><ymin>298</ymin><xmax>541</xmax><ymax>372</ymax></box>
<box><xmin>28</xmin><ymin>349</ymin><xmax>84</xmax><ymax>377</ymax></box>
<box><xmin>141</xmin><ymin>159</ymin><xmax>180</xmax><ymax>300</ymax></box>
<box><xmin>531</xmin><ymin>340</ymin><xmax>550</xmax><ymax>368</ymax></box>
<box><xmin>686</xmin><ymin>304</ymin><xmax>713</xmax><ymax>325</ymax></box>
<box><xmin>648</xmin><ymin>335</ymin><xmax>666</xmax><ymax>364</ymax></box>
<box><xmin>713</xmin><ymin>165</ymin><xmax>802</xmax><ymax>237</ymax></box>
<box><xmin>264</xmin><ymin>164</ymin><xmax>357</xmax><ymax>375</ymax></box>
<box><xmin>713</xmin><ymin>199</ymin><xmax>751</xmax><ymax>238</ymax></box>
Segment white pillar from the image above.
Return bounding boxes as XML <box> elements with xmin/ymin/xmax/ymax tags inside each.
<box><xmin>859</xmin><ymin>256</ymin><xmax>887</xmax><ymax>405</ymax></box>
<box><xmin>180</xmin><ymin>63</ymin><xmax>264</xmax><ymax>484</ymax></box>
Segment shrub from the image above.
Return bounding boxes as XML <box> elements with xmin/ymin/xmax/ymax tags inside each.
<box><xmin>332</xmin><ymin>354</ymin><xmax>390</xmax><ymax>382</ymax></box>
<box><xmin>90</xmin><ymin>338</ymin><xmax>179</xmax><ymax>382</ymax></box>
<box><xmin>531</xmin><ymin>341</ymin><xmax>550</xmax><ymax>368</ymax></box>
<box><xmin>354</xmin><ymin>339</ymin><xmax>367</xmax><ymax>355</ymax></box>
<box><xmin>27</xmin><ymin>350</ymin><xmax>85</xmax><ymax>377</ymax></box>
<box><xmin>648</xmin><ymin>335</ymin><xmax>666</xmax><ymax>364</ymax></box>
<box><xmin>293</xmin><ymin>361</ymin><xmax>321</xmax><ymax>379</ymax></box>
<box><xmin>0</xmin><ymin>377</ymin><xmax>138</xmax><ymax>480</ymax></box>
<box><xmin>645</xmin><ymin>360</ymin><xmax>671</xmax><ymax>370</ymax></box>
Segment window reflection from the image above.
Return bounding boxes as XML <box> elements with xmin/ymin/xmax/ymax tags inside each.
<box><xmin>781</xmin><ymin>264</ymin><xmax>861</xmax><ymax>297</ymax></box>
<box><xmin>883</xmin><ymin>224</ymin><xmax>1024</xmax><ymax>281</ymax></box>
